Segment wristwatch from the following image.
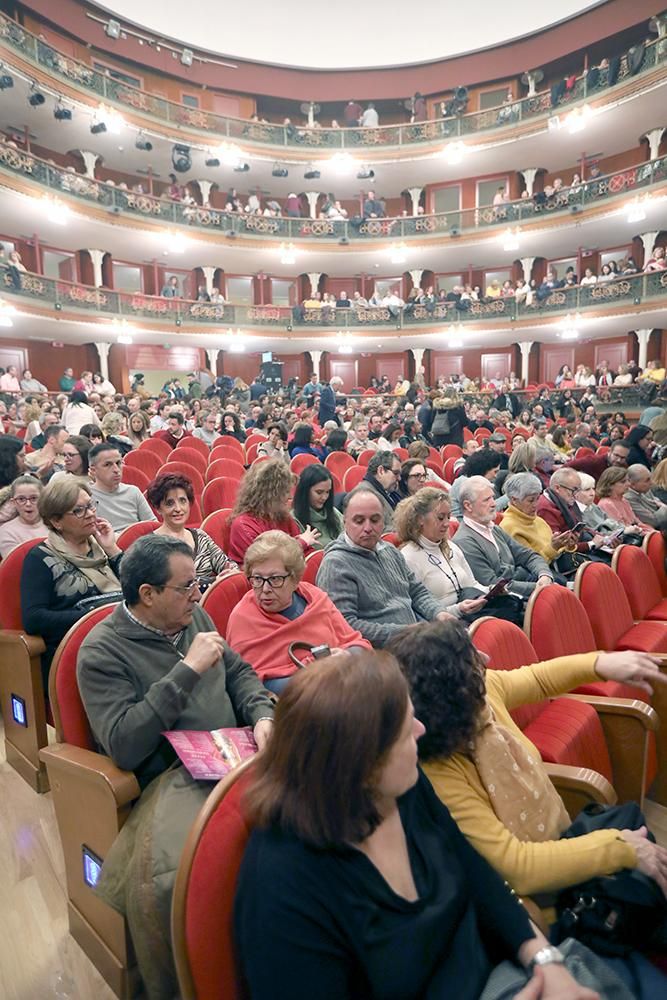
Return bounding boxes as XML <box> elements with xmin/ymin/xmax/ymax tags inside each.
<box><xmin>527</xmin><ymin>946</ymin><xmax>565</xmax><ymax>972</ymax></box>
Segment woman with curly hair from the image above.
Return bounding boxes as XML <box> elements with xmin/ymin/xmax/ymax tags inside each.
<box><xmin>228</xmin><ymin>458</ymin><xmax>320</xmax><ymax>564</ymax></box>
<box><xmin>220</xmin><ymin>410</ymin><xmax>247</xmax><ymax>443</ymax></box>
<box><xmin>147</xmin><ymin>471</ymin><xmax>237</xmax><ymax>583</ymax></box>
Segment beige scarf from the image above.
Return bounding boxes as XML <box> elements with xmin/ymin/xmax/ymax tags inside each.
<box><xmin>46</xmin><ymin>529</ymin><xmax>121</xmax><ymax>594</ymax></box>
<box><xmin>472</xmin><ymin>703</ymin><xmax>570</xmax><ymax>842</ymax></box>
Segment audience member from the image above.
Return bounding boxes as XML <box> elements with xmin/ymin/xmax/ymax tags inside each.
<box><xmin>624</xmin><ymin>464</ymin><xmax>667</xmax><ymax>530</ymax></box>
<box><xmin>596</xmin><ymin>467</ymin><xmax>652</xmax><ymax>535</ymax></box>
<box><xmin>361</xmin><ymin>451</ymin><xmax>403</xmax><ymax>527</ymax></box>
<box><xmin>0</xmin><ymin>475</ymin><xmax>46</xmax><ymax>557</ymax></box>
<box><xmin>536</xmin><ymin>468</ymin><xmax>606</xmax><ymax>556</ymax></box>
<box><xmin>61</xmin><ymin>390</ymin><xmax>99</xmax><ymax>435</ymax></box>
<box><xmin>624</xmin><ymin>425</ymin><xmax>654</xmax><ymax>470</ymax></box>
<box><xmin>25</xmin><ymin>424</ymin><xmax>68</xmax><ymax>480</ymax></box>
<box><xmin>568</xmin><ymin>439</ymin><xmax>629</xmax><ymax>481</ymax></box>
<box><xmin>155</xmin><ymin>411</ymin><xmax>192</xmax><ymax>449</ymax></box>
<box><xmin>501</xmin><ymin>472</ymin><xmax>573</xmax><ymax>566</ymax></box>
<box><xmin>88</xmin><ymin>443</ymin><xmax>156</xmax><ymax>533</ymax></box>
<box><xmin>291</xmin><ymin>464</ymin><xmax>343</xmax><ymax>548</ymax></box>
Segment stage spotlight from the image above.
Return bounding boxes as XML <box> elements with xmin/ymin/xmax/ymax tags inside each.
<box><xmin>233</xmin><ymin>162</ymin><xmax>250</xmax><ymax>172</ymax></box>
<box><xmin>90</xmin><ymin>121</ymin><xmax>107</xmax><ymax>134</ymax></box>
<box><xmin>0</xmin><ymin>71</ymin><xmax>14</xmax><ymax>91</ymax></box>
<box><xmin>304</xmin><ymin>167</ymin><xmax>320</xmax><ymax>180</ymax></box>
<box><xmin>54</xmin><ymin>102</ymin><xmax>72</xmax><ymax>121</ymax></box>
<box><xmin>172</xmin><ymin>144</ymin><xmax>191</xmax><ymax>173</ymax></box>
<box><xmin>28</xmin><ymin>90</ymin><xmax>45</xmax><ymax>107</ymax></box>
<box><xmin>272</xmin><ymin>163</ymin><xmax>289</xmax><ymax>178</ymax></box>
<box><xmin>135</xmin><ymin>133</ymin><xmax>153</xmax><ymax>151</ymax></box>
<box><xmin>205</xmin><ymin>157</ymin><xmax>220</xmax><ymax>167</ymax></box>
<box><xmin>357</xmin><ymin>166</ymin><xmax>375</xmax><ymax>180</ymax></box>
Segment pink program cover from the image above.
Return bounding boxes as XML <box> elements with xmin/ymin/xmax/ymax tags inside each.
<box><xmin>163</xmin><ymin>726</ymin><xmax>258</xmax><ymax>781</ymax></box>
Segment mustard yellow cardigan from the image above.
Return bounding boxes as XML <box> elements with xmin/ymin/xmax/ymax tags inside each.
<box><xmin>500</xmin><ymin>504</ymin><xmax>563</xmax><ymax>564</ymax></box>
<box><xmin>424</xmin><ymin>655</ymin><xmax>636</xmax><ymax>896</ymax></box>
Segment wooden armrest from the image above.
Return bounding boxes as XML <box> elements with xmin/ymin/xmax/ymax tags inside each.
<box><xmin>0</xmin><ymin>629</ymin><xmax>46</xmax><ymax>656</ymax></box>
<box><xmin>558</xmin><ymin>694</ymin><xmax>659</xmax><ymax>731</ymax></box>
<box><xmin>40</xmin><ymin>743</ymin><xmax>140</xmax><ymax>807</ymax></box>
<box><xmin>545</xmin><ymin>762</ymin><xmax>616</xmax><ymax>806</ymax></box>
<box><xmin>521</xmin><ymin>897</ymin><xmax>550</xmax><ymax>935</ymax></box>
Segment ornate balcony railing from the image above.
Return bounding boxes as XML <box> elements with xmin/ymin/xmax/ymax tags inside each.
<box><xmin>1</xmin><ymin>139</ymin><xmax>665</xmax><ymax>244</ymax></box>
<box><xmin>2</xmin><ymin>265</ymin><xmax>666</xmax><ymax>332</ymax></box>
<box><xmin>0</xmin><ymin>11</ymin><xmax>665</xmax><ymax>150</ymax></box>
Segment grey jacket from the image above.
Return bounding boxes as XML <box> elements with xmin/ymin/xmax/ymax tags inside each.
<box><xmin>77</xmin><ymin>602</ymin><xmax>273</xmax><ymax>788</ymax></box>
<box><xmin>316</xmin><ymin>535</ymin><xmax>443</xmax><ymax>646</ymax></box>
<box><xmin>453</xmin><ymin>521</ymin><xmax>552</xmax><ymax>598</ymax></box>
<box><xmin>625</xmin><ymin>488</ymin><xmax>667</xmax><ymax>530</ymax></box>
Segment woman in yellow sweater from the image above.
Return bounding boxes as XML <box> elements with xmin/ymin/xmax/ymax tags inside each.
<box><xmin>501</xmin><ymin>472</ymin><xmax>573</xmax><ymax>565</ymax></box>
<box><xmin>388</xmin><ymin>618</ymin><xmax>667</xmax><ymax>899</ymax></box>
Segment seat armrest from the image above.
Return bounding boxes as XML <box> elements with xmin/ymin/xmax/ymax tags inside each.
<box><xmin>40</xmin><ymin>743</ymin><xmax>140</xmax><ymax>808</ymax></box>
<box><xmin>0</xmin><ymin>629</ymin><xmax>46</xmax><ymax>656</ymax></box>
<box><xmin>545</xmin><ymin>762</ymin><xmax>616</xmax><ymax>808</ymax></box>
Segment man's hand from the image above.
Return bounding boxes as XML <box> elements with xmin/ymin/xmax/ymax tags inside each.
<box><xmin>435</xmin><ymin>610</ymin><xmax>458</xmax><ymax>622</ymax></box>
<box><xmin>516</xmin><ymin>965</ymin><xmax>599</xmax><ymax>1000</ymax></box>
<box><xmin>534</xmin><ymin>576</ymin><xmax>553</xmax><ymax>591</ymax></box>
<box><xmin>621</xmin><ymin>826</ymin><xmax>667</xmax><ymax>897</ymax></box>
<box><xmin>253</xmin><ymin>718</ymin><xmax>274</xmax><ymax>751</ymax></box>
<box><xmin>182</xmin><ymin>632</ymin><xmax>225</xmax><ymax>675</ymax></box>
<box><xmin>595</xmin><ymin>651</ymin><xmax>665</xmax><ymax>695</ymax></box>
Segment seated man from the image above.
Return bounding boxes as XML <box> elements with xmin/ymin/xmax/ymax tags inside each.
<box><xmin>625</xmin><ymin>463</ymin><xmax>667</xmax><ymax>531</ymax></box>
<box><xmin>77</xmin><ymin>534</ymin><xmax>274</xmax><ymax>997</ymax></box>
<box><xmin>568</xmin><ymin>438</ymin><xmax>629</xmax><ymax>481</ymax></box>
<box><xmin>25</xmin><ymin>423</ymin><xmax>68</xmax><ymax>480</ymax></box>
<box><xmin>536</xmin><ymin>467</ymin><xmax>606</xmax><ymax>556</ymax></box>
<box><xmin>316</xmin><ymin>487</ymin><xmax>452</xmax><ymax>646</ymax></box>
<box><xmin>154</xmin><ymin>410</ymin><xmax>192</xmax><ymax>449</ymax></box>
<box><xmin>361</xmin><ymin>451</ymin><xmax>402</xmax><ymax>528</ymax></box>
<box><xmin>448</xmin><ymin>449</ymin><xmax>502</xmax><ymax>519</ymax></box>
<box><xmin>89</xmin><ymin>443</ymin><xmax>157</xmax><ymax>533</ymax></box>
<box><xmin>454</xmin><ymin>476</ymin><xmax>554</xmax><ymax>597</ymax></box>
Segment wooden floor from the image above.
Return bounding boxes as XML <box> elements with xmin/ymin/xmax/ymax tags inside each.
<box><xmin>1</xmin><ymin>716</ymin><xmax>667</xmax><ymax>1000</ymax></box>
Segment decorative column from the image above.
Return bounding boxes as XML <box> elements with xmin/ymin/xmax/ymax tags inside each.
<box><xmin>519</xmin><ymin>168</ymin><xmax>539</xmax><ymax>197</ymax></box>
<box><xmin>93</xmin><ymin>342</ymin><xmax>111</xmax><ymax>381</ymax></box>
<box><xmin>523</xmin><ymin>71</ymin><xmax>542</xmax><ymax>97</ymax></box>
<box><xmin>517</xmin><ymin>342</ymin><xmax>534</xmax><ymax>387</ymax></box>
<box><xmin>410</xmin><ymin>347</ymin><xmax>426</xmax><ymax>387</ymax></box>
<box><xmin>634</xmin><ymin>329</ymin><xmax>652</xmax><ymax>371</ymax></box>
<box><xmin>201</xmin><ymin>266</ymin><xmax>216</xmax><ymax>296</ymax></box>
<box><xmin>309</xmin><ymin>350</ymin><xmax>323</xmax><ymax>381</ymax></box>
<box><xmin>304</xmin><ymin>192</ymin><xmax>321</xmax><ymax>219</ymax></box>
<box><xmin>637</xmin><ymin>231</ymin><xmax>659</xmax><ymax>264</ymax></box>
<box><xmin>76</xmin><ymin>150</ymin><xmax>100</xmax><ymax>179</ymax></box>
<box><xmin>196</xmin><ymin>179</ymin><xmax>213</xmax><ymax>204</ymax></box>
<box><xmin>87</xmin><ymin>249</ymin><xmax>106</xmax><ymax>288</ymax></box>
<box><xmin>207</xmin><ymin>348</ymin><xmax>220</xmax><ymax>375</ymax></box>
<box><xmin>307</xmin><ymin>272</ymin><xmax>322</xmax><ymax>296</ymax></box>
<box><xmin>642</xmin><ymin>128</ymin><xmax>666</xmax><ymax>161</ymax></box>
<box><xmin>408</xmin><ymin>269</ymin><xmax>424</xmax><ymax>289</ymax></box>
<box><xmin>520</xmin><ymin>257</ymin><xmax>535</xmax><ymax>282</ymax></box>
<box><xmin>407</xmin><ymin>187</ymin><xmax>423</xmax><ymax>215</ymax></box>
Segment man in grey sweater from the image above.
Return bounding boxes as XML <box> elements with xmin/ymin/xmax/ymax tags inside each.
<box><xmin>453</xmin><ymin>476</ymin><xmax>554</xmax><ymax>598</ymax></box>
<box><xmin>625</xmin><ymin>464</ymin><xmax>667</xmax><ymax>531</ymax></box>
<box><xmin>316</xmin><ymin>488</ymin><xmax>453</xmax><ymax>646</ymax></box>
<box><xmin>88</xmin><ymin>442</ymin><xmax>157</xmax><ymax>534</ymax></box>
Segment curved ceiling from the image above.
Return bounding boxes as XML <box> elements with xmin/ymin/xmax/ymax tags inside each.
<box><xmin>96</xmin><ymin>1</ymin><xmax>603</xmax><ymax>70</ymax></box>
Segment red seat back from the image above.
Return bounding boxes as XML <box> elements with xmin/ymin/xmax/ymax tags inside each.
<box><xmin>574</xmin><ymin>562</ymin><xmax>635</xmax><ymax>649</ymax></box>
<box><xmin>173</xmin><ymin>763</ymin><xmax>254</xmax><ymax>1000</ymax></box>
<box><xmin>524</xmin><ymin>584</ymin><xmax>596</xmax><ymax>659</ymax></box>
<box><xmin>357</xmin><ymin>449</ymin><xmax>376</xmax><ymax>467</ymax></box>
<box><xmin>121</xmin><ymin>465</ymin><xmax>150</xmax><ymax>491</ymax></box>
<box><xmin>50</xmin><ymin>604</ymin><xmax>117</xmax><ymax>748</ymax></box>
<box><xmin>178</xmin><ymin>436</ymin><xmax>209</xmax><ymax>459</ymax></box>
<box><xmin>200</xmin><ymin>509</ymin><xmax>233</xmax><ymax>554</ymax></box>
<box><xmin>290</xmin><ymin>453</ymin><xmax>320</xmax><ymax>475</ymax></box>
<box><xmin>210</xmin><ymin>445</ymin><xmax>247</xmax><ymax>465</ymax></box>
<box><xmin>139</xmin><ymin>438</ymin><xmax>172</xmax><ymax>461</ymax></box>
<box><xmin>381</xmin><ymin>532</ymin><xmax>400</xmax><ymax>547</ymax></box>
<box><xmin>441</xmin><ymin>444</ymin><xmax>463</xmax><ymax>460</ymax></box>
<box><xmin>201</xmin><ymin>478</ymin><xmax>241</xmax><ymax>518</ymax></box>
<box><xmin>124</xmin><ymin>449</ymin><xmax>163</xmax><ymax>478</ymax></box>
<box><xmin>324</xmin><ymin>452</ymin><xmax>355</xmax><ymax>477</ymax></box>
<box><xmin>207</xmin><ymin>459</ymin><xmax>245</xmax><ymax>483</ymax></box>
<box><xmin>159</xmin><ymin>463</ymin><xmax>205</xmax><ymax>495</ymax></box>
<box><xmin>0</xmin><ymin>537</ymin><xmax>45</xmax><ymax>629</ymax></box>
<box><xmin>470</xmin><ymin>617</ymin><xmax>545</xmax><ymax>729</ymax></box>
<box><xmin>643</xmin><ymin>531</ymin><xmax>667</xmax><ymax>597</ymax></box>
<box><xmin>442</xmin><ymin>457</ymin><xmax>458</xmax><ymax>483</ymax></box>
<box><xmin>117</xmin><ymin>520</ymin><xmax>159</xmax><ymax>551</ymax></box>
<box><xmin>612</xmin><ymin>545</ymin><xmax>663</xmax><ymax>620</ymax></box>
<box><xmin>302</xmin><ymin>549</ymin><xmax>324</xmax><ymax>584</ymax></box>
<box><xmin>343</xmin><ymin>466</ymin><xmax>367</xmax><ymax>491</ymax></box>
<box><xmin>244</xmin><ymin>443</ymin><xmax>259</xmax><ymax>464</ymax></box>
<box><xmin>166</xmin><ymin>448</ymin><xmax>208</xmax><ymax>476</ymax></box>
<box><xmin>200</xmin><ymin>573</ymin><xmax>250</xmax><ymax>637</ymax></box>
<box><xmin>214</xmin><ymin>436</ymin><xmax>245</xmax><ymax>458</ymax></box>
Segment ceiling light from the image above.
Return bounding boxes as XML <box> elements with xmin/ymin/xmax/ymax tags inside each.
<box><xmin>43</xmin><ymin>196</ymin><xmax>70</xmax><ymax>225</ymax></box>
<box><xmin>93</xmin><ymin>104</ymin><xmax>124</xmax><ymax>135</ymax></box>
<box><xmin>163</xmin><ymin>230</ymin><xmax>189</xmax><ymax>254</ymax></box>
<box><xmin>337</xmin><ymin>331</ymin><xmax>354</xmax><ymax>354</ymax></box>
<box><xmin>566</xmin><ymin>104</ymin><xmax>593</xmax><ymax>135</ymax></box>
<box><xmin>225</xmin><ymin>329</ymin><xmax>246</xmax><ymax>352</ymax></box>
<box><xmin>501</xmin><ymin>227</ymin><xmax>520</xmax><ymax>252</ymax></box>
<box><xmin>559</xmin><ymin>312</ymin><xmax>581</xmax><ymax>340</ymax></box>
<box><xmin>208</xmin><ymin>142</ymin><xmax>242</xmax><ymax>168</ymax></box>
<box><xmin>329</xmin><ymin>152</ymin><xmax>357</xmax><ymax>173</ymax></box>
<box><xmin>279</xmin><ymin>242</ymin><xmax>296</xmax><ymax>265</ymax></box>
<box><xmin>105</xmin><ymin>19</ymin><xmax>121</xmax><ymax>39</ymax></box>
<box><xmin>389</xmin><ymin>242</ymin><xmax>408</xmax><ymax>265</ymax></box>
<box><xmin>172</xmin><ymin>143</ymin><xmax>192</xmax><ymax>173</ymax></box>
<box><xmin>0</xmin><ymin>299</ymin><xmax>17</xmax><ymax>327</ymax></box>
<box><xmin>626</xmin><ymin>195</ymin><xmax>649</xmax><ymax>224</ymax></box>
<box><xmin>447</xmin><ymin>324</ymin><xmax>464</xmax><ymax>349</ymax></box>
<box><xmin>440</xmin><ymin>141</ymin><xmax>466</xmax><ymax>165</ymax></box>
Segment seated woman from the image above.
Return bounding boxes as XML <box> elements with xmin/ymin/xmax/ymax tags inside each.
<box><xmin>220</xmin><ymin>410</ymin><xmax>247</xmax><ymax>443</ymax></box>
<box><xmin>236</xmin><ymin>649</ymin><xmax>599</xmax><ymax>1000</ymax></box>
<box><xmin>21</xmin><ymin>477</ymin><xmax>122</xmax><ymax>686</ymax></box>
<box><xmin>289</xmin><ymin>423</ymin><xmax>326</xmax><ymax>460</ymax></box>
<box><xmin>228</xmin><ymin>458</ymin><xmax>320</xmax><ymax>564</ymax></box>
<box><xmin>292</xmin><ymin>464</ymin><xmax>343</xmax><ymax>549</ymax></box>
<box><xmin>127</xmin><ymin>410</ymin><xmax>151</xmax><ymax>448</ymax></box>
<box><xmin>227</xmin><ymin>531</ymin><xmax>369</xmax><ymax>693</ymax></box>
<box><xmin>407</xmin><ymin>440</ymin><xmax>450</xmax><ymax>490</ymax></box>
<box><xmin>501</xmin><ymin>473</ymin><xmax>574</xmax><ymax>566</ymax></box>
<box><xmin>58</xmin><ymin>434</ymin><xmax>91</xmax><ymax>478</ymax></box>
<box><xmin>575</xmin><ymin>472</ymin><xmax>631</xmax><ymax>541</ymax></box>
<box><xmin>397</xmin><ymin>458</ymin><xmax>429</xmax><ymax>498</ymax></box>
<box><xmin>391</xmin><ymin>619</ymin><xmax>667</xmax><ymax>995</ymax></box>
<box><xmin>597</xmin><ymin>467</ymin><xmax>652</xmax><ymax>535</ymax></box>
<box><xmin>376</xmin><ymin>421</ymin><xmax>403</xmax><ymax>452</ymax></box>
<box><xmin>257</xmin><ymin>422</ymin><xmax>289</xmax><ymax>462</ymax></box>
<box><xmin>549</xmin><ymin>425</ymin><xmax>573</xmax><ymax>458</ymax></box>
<box><xmin>625</xmin><ymin>425</ymin><xmax>654</xmax><ymax>470</ymax></box>
<box><xmin>394</xmin><ymin>488</ymin><xmax>489</xmax><ymax>620</ymax></box>
<box><xmin>147</xmin><ymin>472</ymin><xmax>237</xmax><ymax>583</ymax></box>
<box><xmin>0</xmin><ymin>475</ymin><xmax>46</xmax><ymax>558</ymax></box>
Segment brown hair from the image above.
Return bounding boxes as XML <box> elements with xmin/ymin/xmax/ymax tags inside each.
<box><xmin>146</xmin><ymin>471</ymin><xmax>194</xmax><ymax>508</ymax></box>
<box><xmin>244</xmin><ymin>650</ymin><xmax>409</xmax><ymax>847</ymax></box>
<box><xmin>596</xmin><ymin>466</ymin><xmax>628</xmax><ymax>498</ymax></box>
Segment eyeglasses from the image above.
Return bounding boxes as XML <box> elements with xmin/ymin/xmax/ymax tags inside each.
<box><xmin>66</xmin><ymin>501</ymin><xmax>97</xmax><ymax>518</ymax></box>
<box><xmin>557</xmin><ymin>485</ymin><xmax>578</xmax><ymax>496</ymax></box>
<box><xmin>408</xmin><ymin>472</ymin><xmax>427</xmax><ymax>480</ymax></box>
<box><xmin>13</xmin><ymin>495</ymin><xmax>40</xmax><ymax>505</ymax></box>
<box><xmin>162</xmin><ymin>580</ymin><xmax>201</xmax><ymax>597</ymax></box>
<box><xmin>248</xmin><ymin>573</ymin><xmax>291</xmax><ymax>590</ymax></box>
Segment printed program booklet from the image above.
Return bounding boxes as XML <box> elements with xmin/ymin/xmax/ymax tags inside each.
<box><xmin>163</xmin><ymin>726</ymin><xmax>257</xmax><ymax>780</ymax></box>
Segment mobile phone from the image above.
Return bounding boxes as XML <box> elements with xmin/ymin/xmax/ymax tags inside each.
<box><xmin>82</xmin><ymin>845</ymin><xmax>104</xmax><ymax>888</ymax></box>
<box><xmin>571</xmin><ymin>522</ymin><xmax>586</xmax><ymax>534</ymax></box>
<box><xmin>486</xmin><ymin>578</ymin><xmax>510</xmax><ymax>599</ymax></box>
<box><xmin>311</xmin><ymin>644</ymin><xmax>332</xmax><ymax>660</ymax></box>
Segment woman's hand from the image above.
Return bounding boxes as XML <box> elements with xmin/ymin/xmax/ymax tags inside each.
<box><xmin>93</xmin><ymin>517</ymin><xmax>121</xmax><ymax>556</ymax></box>
<box><xmin>299</xmin><ymin>525</ymin><xmax>321</xmax><ymax>547</ymax></box>
<box><xmin>515</xmin><ymin>964</ymin><xmax>599</xmax><ymax>999</ymax></box>
<box><xmin>551</xmin><ymin>530</ymin><xmax>574</xmax><ymax>548</ymax></box>
<box><xmin>621</xmin><ymin>826</ymin><xmax>667</xmax><ymax>896</ymax></box>
<box><xmin>458</xmin><ymin>596</ymin><xmax>488</xmax><ymax>615</ymax></box>
<box><xmin>595</xmin><ymin>651</ymin><xmax>665</xmax><ymax>695</ymax></box>
<box><xmin>253</xmin><ymin>718</ymin><xmax>274</xmax><ymax>751</ymax></box>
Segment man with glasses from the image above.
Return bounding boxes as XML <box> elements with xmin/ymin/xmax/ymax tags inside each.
<box><xmin>568</xmin><ymin>439</ymin><xmax>630</xmax><ymax>482</ymax></box>
<box><xmin>77</xmin><ymin>533</ymin><xmax>273</xmax><ymax>995</ymax></box>
<box><xmin>361</xmin><ymin>451</ymin><xmax>402</xmax><ymax>528</ymax></box>
<box><xmin>537</xmin><ymin>468</ymin><xmax>606</xmax><ymax>554</ymax></box>
<box><xmin>0</xmin><ymin>474</ymin><xmax>46</xmax><ymax>557</ymax></box>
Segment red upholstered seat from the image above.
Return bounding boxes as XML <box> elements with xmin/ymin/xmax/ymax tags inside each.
<box><xmin>200</xmin><ymin>573</ymin><xmax>250</xmax><ymax>638</ymax></box>
<box><xmin>160</xmin><ymin>463</ymin><xmax>205</xmax><ymax>495</ymax></box>
<box><xmin>244</xmin><ymin>443</ymin><xmax>259</xmax><ymax>464</ymax></box>
<box><xmin>302</xmin><ymin>549</ymin><xmax>324</xmax><ymax>584</ymax></box>
<box><xmin>381</xmin><ymin>532</ymin><xmax>399</xmax><ymax>547</ymax></box>
<box><xmin>139</xmin><ymin>437</ymin><xmax>172</xmax><ymax>461</ymax></box>
<box><xmin>612</xmin><ymin>545</ymin><xmax>667</xmax><ymax>622</ymax></box>
<box><xmin>214</xmin><ymin>436</ymin><xmax>245</xmax><ymax>458</ymax></box>
<box><xmin>343</xmin><ymin>466</ymin><xmax>367</xmax><ymax>491</ymax></box>
<box><xmin>173</xmin><ymin>765</ymin><xmax>253</xmax><ymax>1000</ymax></box>
<box><xmin>116</xmin><ymin>520</ymin><xmax>159</xmax><ymax>551</ymax></box>
<box><xmin>644</xmin><ymin>532</ymin><xmax>667</xmax><ymax>597</ymax></box>
<box><xmin>166</xmin><ymin>448</ymin><xmax>208</xmax><ymax>476</ymax></box>
<box><xmin>50</xmin><ymin>604</ymin><xmax>117</xmax><ymax>748</ymax></box>
<box><xmin>357</xmin><ymin>450</ymin><xmax>376</xmax><ymax>467</ymax></box>
<box><xmin>120</xmin><ymin>465</ymin><xmax>150</xmax><ymax>491</ymax></box>
<box><xmin>201</xmin><ymin>477</ymin><xmax>241</xmax><ymax>517</ymax></box>
<box><xmin>207</xmin><ymin>458</ymin><xmax>245</xmax><ymax>482</ymax></box>
<box><xmin>290</xmin><ymin>453</ymin><xmax>320</xmax><ymax>475</ymax></box>
<box><xmin>324</xmin><ymin>451</ymin><xmax>356</xmax><ymax>478</ymax></box>
<box><xmin>210</xmin><ymin>445</ymin><xmax>247</xmax><ymax>465</ymax></box>
<box><xmin>575</xmin><ymin>562</ymin><xmax>667</xmax><ymax>654</ymax></box>
<box><xmin>442</xmin><ymin>457</ymin><xmax>458</xmax><ymax>483</ymax></box>
<box><xmin>441</xmin><ymin>444</ymin><xmax>463</xmax><ymax>460</ymax></box>
<box><xmin>200</xmin><ymin>509</ymin><xmax>233</xmax><ymax>554</ymax></box>
<box><xmin>0</xmin><ymin>537</ymin><xmax>45</xmax><ymax>629</ymax></box>
<box><xmin>124</xmin><ymin>449</ymin><xmax>163</xmax><ymax>479</ymax></box>
<box><xmin>178</xmin><ymin>436</ymin><xmax>209</xmax><ymax>459</ymax></box>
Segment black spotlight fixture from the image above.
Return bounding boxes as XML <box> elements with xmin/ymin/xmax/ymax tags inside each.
<box><xmin>28</xmin><ymin>89</ymin><xmax>45</xmax><ymax>107</ymax></box>
<box><xmin>90</xmin><ymin>120</ymin><xmax>107</xmax><ymax>134</ymax></box>
<box><xmin>0</xmin><ymin>69</ymin><xmax>14</xmax><ymax>90</ymax></box>
<box><xmin>204</xmin><ymin>156</ymin><xmax>220</xmax><ymax>167</ymax></box>
<box><xmin>233</xmin><ymin>162</ymin><xmax>250</xmax><ymax>173</ymax></box>
<box><xmin>135</xmin><ymin>133</ymin><xmax>153</xmax><ymax>151</ymax></box>
<box><xmin>172</xmin><ymin>143</ymin><xmax>191</xmax><ymax>173</ymax></box>
<box><xmin>54</xmin><ymin>101</ymin><xmax>72</xmax><ymax>121</ymax></box>
<box><xmin>272</xmin><ymin>163</ymin><xmax>288</xmax><ymax>178</ymax></box>
<box><xmin>357</xmin><ymin>166</ymin><xmax>375</xmax><ymax>180</ymax></box>
<box><xmin>304</xmin><ymin>166</ymin><xmax>320</xmax><ymax>180</ymax></box>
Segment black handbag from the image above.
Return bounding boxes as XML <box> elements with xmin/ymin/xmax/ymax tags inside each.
<box><xmin>552</xmin><ymin>803</ymin><xmax>667</xmax><ymax>957</ymax></box>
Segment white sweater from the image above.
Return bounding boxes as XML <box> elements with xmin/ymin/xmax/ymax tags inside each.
<box><xmin>400</xmin><ymin>536</ymin><xmax>487</xmax><ymax>616</ymax></box>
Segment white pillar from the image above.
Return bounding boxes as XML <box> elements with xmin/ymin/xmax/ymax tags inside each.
<box><xmin>307</xmin><ymin>272</ymin><xmax>322</xmax><ymax>296</ymax></box>
<box><xmin>309</xmin><ymin>350</ymin><xmax>323</xmax><ymax>381</ymax></box>
<box><xmin>642</xmin><ymin>128</ymin><xmax>666</xmax><ymax>161</ymax></box>
<box><xmin>87</xmin><ymin>249</ymin><xmax>106</xmax><ymax>288</ymax></box>
<box><xmin>410</xmin><ymin>347</ymin><xmax>426</xmax><ymax>387</ymax></box>
<box><xmin>520</xmin><ymin>256</ymin><xmax>535</xmax><ymax>281</ymax></box>
<box><xmin>94</xmin><ymin>342</ymin><xmax>111</xmax><ymax>381</ymax></box>
<box><xmin>408</xmin><ymin>269</ymin><xmax>424</xmax><ymax>289</ymax></box>
<box><xmin>524</xmin><ymin>71</ymin><xmax>542</xmax><ymax>97</ymax></box>
<box><xmin>634</xmin><ymin>329</ymin><xmax>652</xmax><ymax>371</ymax></box>
<box><xmin>407</xmin><ymin>187</ymin><xmax>423</xmax><ymax>215</ymax></box>
<box><xmin>304</xmin><ymin>192</ymin><xmax>321</xmax><ymax>219</ymax></box>
<box><xmin>201</xmin><ymin>266</ymin><xmax>216</xmax><ymax>296</ymax></box>
<box><xmin>637</xmin><ymin>231</ymin><xmax>659</xmax><ymax>264</ymax></box>
<box><xmin>207</xmin><ymin>348</ymin><xmax>220</xmax><ymax>375</ymax></box>
<box><xmin>76</xmin><ymin>150</ymin><xmax>100</xmax><ymax>179</ymax></box>
<box><xmin>519</xmin><ymin>168</ymin><xmax>539</xmax><ymax>197</ymax></box>
<box><xmin>196</xmin><ymin>179</ymin><xmax>213</xmax><ymax>204</ymax></box>
<box><xmin>518</xmin><ymin>341</ymin><xmax>534</xmax><ymax>387</ymax></box>
<box><xmin>650</xmin><ymin>13</ymin><xmax>667</xmax><ymax>38</ymax></box>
